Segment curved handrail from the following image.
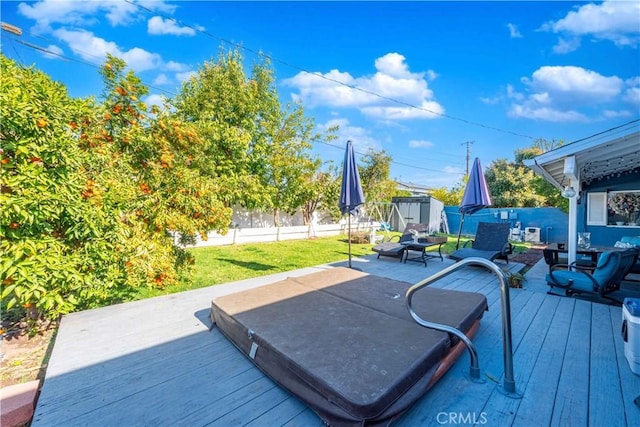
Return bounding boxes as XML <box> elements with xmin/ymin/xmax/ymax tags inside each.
<box><xmin>406</xmin><ymin>257</ymin><xmax>519</xmax><ymax>395</ymax></box>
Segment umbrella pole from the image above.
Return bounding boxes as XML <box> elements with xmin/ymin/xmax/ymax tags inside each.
<box><xmin>348</xmin><ymin>212</ymin><xmax>352</xmax><ymax>268</ymax></box>
<box><xmin>456</xmin><ymin>214</ymin><xmax>465</xmax><ymax>250</ymax></box>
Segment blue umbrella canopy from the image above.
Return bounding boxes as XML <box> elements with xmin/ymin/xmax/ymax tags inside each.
<box><xmin>460</xmin><ymin>157</ymin><xmax>492</xmax><ymax>215</ymax></box>
<box><xmin>457</xmin><ymin>157</ymin><xmax>492</xmax><ymax>249</ymax></box>
<box><xmin>339</xmin><ymin>140</ymin><xmax>365</xmax><ymax>215</ymax></box>
<box><xmin>339</xmin><ymin>140</ymin><xmax>365</xmax><ymax>268</ymax></box>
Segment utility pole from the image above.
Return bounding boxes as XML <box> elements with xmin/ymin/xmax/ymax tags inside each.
<box><xmin>462</xmin><ymin>141</ymin><xmax>474</xmax><ymax>177</ymax></box>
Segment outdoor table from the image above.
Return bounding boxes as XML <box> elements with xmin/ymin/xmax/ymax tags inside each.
<box><xmin>543</xmin><ymin>242</ymin><xmax>624</xmax><ymax>272</ymax></box>
<box><xmin>402</xmin><ymin>236</ymin><xmax>447</xmax><ymax>266</ymax></box>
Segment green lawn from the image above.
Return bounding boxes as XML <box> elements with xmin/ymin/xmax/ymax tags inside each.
<box><xmin>133</xmin><ymin>233</ymin><xmax>531</xmax><ymax>300</ymax></box>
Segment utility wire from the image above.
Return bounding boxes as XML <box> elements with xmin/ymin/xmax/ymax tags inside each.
<box><xmin>125</xmin><ymin>0</ymin><xmax>536</xmax><ymax>140</ymax></box>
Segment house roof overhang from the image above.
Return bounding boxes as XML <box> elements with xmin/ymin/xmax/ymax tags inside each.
<box><xmin>524</xmin><ymin>127</ymin><xmax>640</xmax><ymax>191</ymax></box>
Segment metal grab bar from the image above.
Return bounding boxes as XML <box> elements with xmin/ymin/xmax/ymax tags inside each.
<box><xmin>406</xmin><ymin>257</ymin><xmax>519</xmax><ymax>396</ymax></box>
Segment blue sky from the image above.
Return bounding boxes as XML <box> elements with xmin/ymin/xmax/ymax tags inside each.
<box><xmin>2</xmin><ymin>1</ymin><xmax>639</xmax><ymax>189</ymax></box>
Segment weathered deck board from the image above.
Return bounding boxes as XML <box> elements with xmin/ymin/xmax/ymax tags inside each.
<box><xmin>512</xmin><ymin>296</ymin><xmax>574</xmax><ymax>425</ymax></box>
<box><xmin>590</xmin><ymin>303</ymin><xmax>627</xmax><ymax>426</ymax></box>
<box><xmin>33</xmin><ymin>256</ymin><xmax>638</xmax><ymax>426</ymax></box>
<box><xmin>551</xmin><ymin>299</ymin><xmax>591</xmax><ymax>426</ymax></box>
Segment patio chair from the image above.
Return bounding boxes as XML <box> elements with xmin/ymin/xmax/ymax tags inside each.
<box><xmin>449</xmin><ymin>222</ymin><xmax>512</xmax><ymax>264</ymax></box>
<box><xmin>546</xmin><ymin>249</ymin><xmax>638</xmax><ymax>302</ymax></box>
<box><xmin>371</xmin><ymin>223</ymin><xmax>429</xmax><ymax>261</ymax></box>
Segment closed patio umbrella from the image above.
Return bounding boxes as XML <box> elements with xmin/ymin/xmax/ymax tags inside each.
<box><xmin>456</xmin><ymin>157</ymin><xmax>492</xmax><ymax>249</ymax></box>
<box><xmin>339</xmin><ymin>140</ymin><xmax>366</xmax><ymax>268</ymax></box>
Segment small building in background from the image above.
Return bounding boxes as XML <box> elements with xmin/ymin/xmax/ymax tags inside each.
<box><xmin>391</xmin><ymin>196</ymin><xmax>444</xmax><ymax>233</ymax></box>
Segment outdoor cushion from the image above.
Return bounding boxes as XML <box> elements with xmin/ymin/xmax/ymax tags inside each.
<box><xmin>371</xmin><ymin>223</ymin><xmax>431</xmax><ymax>261</ymax></box>
<box><xmin>546</xmin><ymin>249</ymin><xmax>637</xmax><ymax>299</ymax></box>
<box><xmin>449</xmin><ymin>222</ymin><xmax>512</xmax><ymax>263</ymax></box>
<box><xmin>449</xmin><ymin>248</ymin><xmax>502</xmax><ymax>263</ymax></box>
<box><xmin>621</xmin><ymin>236</ymin><xmax>640</xmax><ymax>247</ymax></box>
<box><xmin>372</xmin><ymin>241</ymin><xmax>406</xmax><ymax>260</ymax></box>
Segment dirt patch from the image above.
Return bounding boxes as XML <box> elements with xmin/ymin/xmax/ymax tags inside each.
<box><xmin>511</xmin><ymin>249</ymin><xmax>544</xmax><ymax>267</ymax></box>
<box><xmin>1</xmin><ymin>327</ymin><xmax>56</xmax><ymax>388</ymax></box>
<box><xmin>511</xmin><ymin>247</ymin><xmax>545</xmax><ymax>268</ymax></box>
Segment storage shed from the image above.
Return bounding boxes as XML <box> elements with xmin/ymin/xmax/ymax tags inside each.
<box><xmin>391</xmin><ymin>196</ymin><xmax>444</xmax><ymax>232</ymax></box>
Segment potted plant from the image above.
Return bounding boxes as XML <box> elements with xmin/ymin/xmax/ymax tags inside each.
<box><xmin>502</xmin><ymin>269</ymin><xmax>527</xmax><ymax>288</ymax></box>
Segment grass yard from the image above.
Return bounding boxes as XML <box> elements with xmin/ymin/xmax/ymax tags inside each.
<box><xmin>131</xmin><ymin>232</ymin><xmax>531</xmax><ymax>300</ymax></box>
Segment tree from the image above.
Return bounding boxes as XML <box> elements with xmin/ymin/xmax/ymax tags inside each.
<box><xmin>430</xmin><ymin>176</ymin><xmax>467</xmax><ymax>206</ymax></box>
<box><xmin>301</xmin><ymin>165</ymin><xmax>342</xmax><ymax>224</ymax></box>
<box><xmin>173</xmin><ymin>50</ymin><xmax>328</xmax><ymax>225</ymax></box>
<box><xmin>359</xmin><ymin>149</ymin><xmax>398</xmax><ymax>203</ymax></box>
<box><xmin>516</xmin><ymin>138</ymin><xmax>568</xmax><ymax>211</ymax></box>
<box><xmin>485</xmin><ymin>158</ymin><xmax>546</xmax><ymax>207</ymax></box>
<box><xmin>1</xmin><ymin>55</ymin><xmax>126</xmax><ymax>321</ymax></box>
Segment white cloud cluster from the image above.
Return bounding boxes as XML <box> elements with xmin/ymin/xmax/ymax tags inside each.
<box><xmin>284</xmin><ymin>53</ymin><xmax>444</xmax><ymax>121</ymax></box>
<box><xmin>147</xmin><ymin>16</ymin><xmax>195</xmax><ymax>36</ymax></box>
<box><xmin>18</xmin><ymin>0</ymin><xmax>195</xmax><ymax>82</ymax></box>
<box><xmin>508</xmin><ymin>65</ymin><xmax>638</xmax><ymax>122</ymax></box>
<box><xmin>317</xmin><ymin>118</ymin><xmax>381</xmax><ymax>152</ymax></box>
<box><xmin>542</xmin><ymin>0</ymin><xmax>640</xmax><ymax>53</ymax></box>
<box><xmin>408</xmin><ymin>140</ymin><xmax>434</xmax><ymax>148</ymax></box>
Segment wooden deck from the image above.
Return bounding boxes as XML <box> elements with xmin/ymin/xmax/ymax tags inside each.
<box><xmin>32</xmin><ymin>256</ymin><xmax>639</xmax><ymax>426</ymax></box>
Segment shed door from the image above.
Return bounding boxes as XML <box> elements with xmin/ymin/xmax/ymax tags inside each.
<box><xmin>397</xmin><ymin>202</ymin><xmax>419</xmax><ymax>229</ymax></box>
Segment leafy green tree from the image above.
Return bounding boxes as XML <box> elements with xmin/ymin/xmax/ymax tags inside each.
<box><xmin>0</xmin><ymin>53</ymin><xmax>238</xmax><ymax>324</ymax></box>
<box><xmin>359</xmin><ymin>149</ymin><xmax>398</xmax><ymax>203</ymax></box>
<box><xmin>430</xmin><ymin>176</ymin><xmax>467</xmax><ymax>206</ymax></box>
<box><xmin>1</xmin><ymin>55</ymin><xmax>125</xmax><ymax>321</ymax></box>
<box><xmin>173</xmin><ymin>49</ymin><xmax>328</xmax><ymax>225</ymax></box>
<box><xmin>485</xmin><ymin>158</ymin><xmax>546</xmax><ymax>207</ymax></box>
<box><xmin>301</xmin><ymin>165</ymin><xmax>342</xmax><ymax>223</ymax></box>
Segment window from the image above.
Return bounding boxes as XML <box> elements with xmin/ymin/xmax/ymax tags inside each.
<box><xmin>587</xmin><ymin>192</ymin><xmax>607</xmax><ymax>225</ymax></box>
<box><xmin>607</xmin><ymin>191</ymin><xmax>640</xmax><ymax>226</ymax></box>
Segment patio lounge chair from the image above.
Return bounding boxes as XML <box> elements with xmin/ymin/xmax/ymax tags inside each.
<box><xmin>546</xmin><ymin>249</ymin><xmax>638</xmax><ymax>303</ymax></box>
<box><xmin>371</xmin><ymin>222</ymin><xmax>430</xmax><ymax>261</ymax></box>
<box><xmin>449</xmin><ymin>222</ymin><xmax>512</xmax><ymax>264</ymax></box>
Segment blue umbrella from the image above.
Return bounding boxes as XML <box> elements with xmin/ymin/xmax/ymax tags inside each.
<box><xmin>456</xmin><ymin>157</ymin><xmax>492</xmax><ymax>249</ymax></box>
<box><xmin>339</xmin><ymin>140</ymin><xmax>366</xmax><ymax>268</ymax></box>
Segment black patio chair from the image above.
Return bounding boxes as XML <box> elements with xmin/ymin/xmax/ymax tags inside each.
<box><xmin>371</xmin><ymin>223</ymin><xmax>430</xmax><ymax>261</ymax></box>
<box><xmin>449</xmin><ymin>222</ymin><xmax>512</xmax><ymax>263</ymax></box>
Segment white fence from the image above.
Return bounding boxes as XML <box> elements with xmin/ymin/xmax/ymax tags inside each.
<box><xmin>185</xmin><ymin>221</ymin><xmax>376</xmax><ymax>248</ymax></box>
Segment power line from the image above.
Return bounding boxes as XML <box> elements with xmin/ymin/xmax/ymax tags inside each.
<box><xmin>124</xmin><ymin>0</ymin><xmax>536</xmax><ymax>140</ymax></box>
<box><xmin>319</xmin><ymin>139</ymin><xmax>465</xmax><ymax>176</ymax></box>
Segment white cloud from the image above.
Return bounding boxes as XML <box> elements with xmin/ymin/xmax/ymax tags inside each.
<box><xmin>542</xmin><ymin>0</ymin><xmax>640</xmax><ymax>49</ymax></box>
<box><xmin>16</xmin><ymin>0</ymin><xmax>166</xmax><ymax>33</ymax></box>
<box><xmin>53</xmin><ymin>28</ymin><xmax>162</xmax><ymax>72</ymax></box>
<box><xmin>145</xmin><ymin>94</ymin><xmax>167</xmax><ymax>109</ymax></box>
<box><xmin>176</xmin><ymin>71</ymin><xmax>197</xmax><ymax>82</ymax></box>
<box><xmin>509</xmin><ymin>104</ymin><xmax>588</xmax><ymax>122</ymax></box>
<box><xmin>552</xmin><ymin>37</ymin><xmax>581</xmax><ymax>54</ymax></box>
<box><xmin>508</xmin><ymin>65</ymin><xmax>628</xmax><ymax>122</ymax></box>
<box><xmin>42</xmin><ymin>44</ymin><xmax>64</xmax><ymax>59</ymax></box>
<box><xmin>164</xmin><ymin>60</ymin><xmax>190</xmax><ymax>72</ymax></box>
<box><xmin>623</xmin><ymin>86</ymin><xmax>640</xmax><ymax>106</ymax></box>
<box><xmin>408</xmin><ymin>140</ymin><xmax>435</xmax><ymax>148</ymax></box>
<box><xmin>153</xmin><ymin>74</ymin><xmax>171</xmax><ymax>85</ymax></box>
<box><xmin>524</xmin><ymin>66</ymin><xmax>623</xmax><ymax>102</ymax></box>
<box><xmin>507</xmin><ymin>23</ymin><xmax>522</xmax><ymax>38</ymax></box>
<box><xmin>317</xmin><ymin>118</ymin><xmax>381</xmax><ymax>152</ymax></box>
<box><xmin>284</xmin><ymin>53</ymin><xmax>444</xmax><ymax>121</ymax></box>
<box><xmin>148</xmin><ymin>16</ymin><xmax>195</xmax><ymax>36</ymax></box>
